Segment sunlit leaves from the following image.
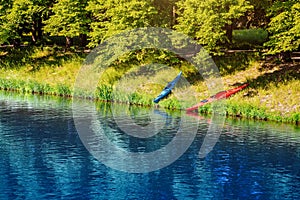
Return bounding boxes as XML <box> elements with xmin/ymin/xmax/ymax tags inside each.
<box><xmin>175</xmin><ymin>0</ymin><xmax>253</xmax><ymax>54</ymax></box>
<box><xmin>43</xmin><ymin>0</ymin><xmax>89</xmax><ymax>38</ymax></box>
<box><xmin>265</xmin><ymin>0</ymin><xmax>300</xmax><ymax>54</ymax></box>
<box><xmin>87</xmin><ymin>0</ymin><xmax>157</xmax><ymax>47</ymax></box>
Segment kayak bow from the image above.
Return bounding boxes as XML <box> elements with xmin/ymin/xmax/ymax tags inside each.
<box><xmin>154</xmin><ymin>71</ymin><xmax>182</xmax><ymax>103</ymax></box>
<box><xmin>186</xmin><ymin>83</ymin><xmax>249</xmax><ymax>112</ymax></box>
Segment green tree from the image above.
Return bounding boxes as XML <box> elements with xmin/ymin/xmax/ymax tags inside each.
<box><xmin>0</xmin><ymin>0</ymin><xmax>13</xmax><ymax>44</ymax></box>
<box><xmin>264</xmin><ymin>0</ymin><xmax>300</xmax><ymax>54</ymax></box>
<box><xmin>87</xmin><ymin>0</ymin><xmax>157</xmax><ymax>47</ymax></box>
<box><xmin>0</xmin><ymin>0</ymin><xmax>48</xmax><ymax>46</ymax></box>
<box><xmin>44</xmin><ymin>0</ymin><xmax>89</xmax><ymax>48</ymax></box>
<box><xmin>0</xmin><ymin>0</ymin><xmax>51</xmax><ymax>46</ymax></box>
<box><xmin>175</xmin><ymin>0</ymin><xmax>253</xmax><ymax>54</ymax></box>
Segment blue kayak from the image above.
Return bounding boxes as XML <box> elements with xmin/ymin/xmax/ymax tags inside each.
<box><xmin>154</xmin><ymin>71</ymin><xmax>182</xmax><ymax>103</ymax></box>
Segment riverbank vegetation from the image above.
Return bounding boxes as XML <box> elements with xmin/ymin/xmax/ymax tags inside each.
<box><xmin>1</xmin><ymin>46</ymin><xmax>299</xmax><ymax>124</ymax></box>
<box><xmin>0</xmin><ymin>0</ymin><xmax>299</xmax><ymax>124</ymax></box>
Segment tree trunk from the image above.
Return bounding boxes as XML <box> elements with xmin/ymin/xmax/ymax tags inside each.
<box><xmin>171</xmin><ymin>6</ymin><xmax>176</xmax><ymax>28</ymax></box>
<box><xmin>37</xmin><ymin>18</ymin><xmax>43</xmax><ymax>42</ymax></box>
<box><xmin>225</xmin><ymin>23</ymin><xmax>233</xmax><ymax>45</ymax></box>
<box><xmin>32</xmin><ymin>18</ymin><xmax>43</xmax><ymax>44</ymax></box>
<box><xmin>66</xmin><ymin>36</ymin><xmax>73</xmax><ymax>49</ymax></box>
<box><xmin>79</xmin><ymin>34</ymin><xmax>87</xmax><ymax>47</ymax></box>
<box><xmin>31</xmin><ymin>21</ymin><xmax>37</xmax><ymax>44</ymax></box>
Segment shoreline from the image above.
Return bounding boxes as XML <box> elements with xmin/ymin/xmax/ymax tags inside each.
<box><xmin>1</xmin><ymin>47</ymin><xmax>299</xmax><ymax>125</ymax></box>
<box><xmin>0</xmin><ymin>82</ymin><xmax>298</xmax><ymax>126</ymax></box>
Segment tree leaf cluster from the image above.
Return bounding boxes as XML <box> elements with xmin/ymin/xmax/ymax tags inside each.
<box><xmin>264</xmin><ymin>0</ymin><xmax>300</xmax><ymax>54</ymax></box>
<box><xmin>0</xmin><ymin>0</ymin><xmax>299</xmax><ymax>54</ymax></box>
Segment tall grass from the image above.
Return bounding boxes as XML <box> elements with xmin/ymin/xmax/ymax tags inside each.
<box><xmin>0</xmin><ymin>78</ymin><xmax>72</xmax><ymax>96</ymax></box>
<box><xmin>197</xmin><ymin>101</ymin><xmax>299</xmax><ymax>124</ymax></box>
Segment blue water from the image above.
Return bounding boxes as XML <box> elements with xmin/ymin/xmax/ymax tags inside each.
<box><xmin>1</xmin><ymin>91</ymin><xmax>300</xmax><ymax>199</ymax></box>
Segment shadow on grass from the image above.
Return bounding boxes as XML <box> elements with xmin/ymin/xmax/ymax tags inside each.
<box><xmin>213</xmin><ymin>52</ymin><xmax>261</xmax><ymax>76</ymax></box>
<box><xmin>0</xmin><ymin>46</ymin><xmax>86</xmax><ymax>71</ymax></box>
<box><xmin>246</xmin><ymin>61</ymin><xmax>300</xmax><ymax>90</ymax></box>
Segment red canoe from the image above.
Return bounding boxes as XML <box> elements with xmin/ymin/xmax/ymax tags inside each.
<box><xmin>186</xmin><ymin>83</ymin><xmax>249</xmax><ymax>112</ymax></box>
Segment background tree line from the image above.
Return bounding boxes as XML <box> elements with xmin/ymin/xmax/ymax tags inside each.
<box><xmin>0</xmin><ymin>0</ymin><xmax>299</xmax><ymax>55</ymax></box>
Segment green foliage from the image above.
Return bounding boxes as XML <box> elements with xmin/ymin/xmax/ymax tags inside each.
<box><xmin>0</xmin><ymin>77</ymin><xmax>72</xmax><ymax>97</ymax></box>
<box><xmin>127</xmin><ymin>92</ymin><xmax>153</xmax><ymax>106</ymax></box>
<box><xmin>0</xmin><ymin>0</ymin><xmax>299</xmax><ymax>125</ymax></box>
<box><xmin>0</xmin><ymin>78</ymin><xmax>53</xmax><ymax>94</ymax></box>
<box><xmin>0</xmin><ymin>46</ymin><xmax>299</xmax><ymax>124</ymax></box>
<box><xmin>0</xmin><ymin>0</ymin><xmax>297</xmax><ymax>55</ymax></box>
<box><xmin>264</xmin><ymin>0</ymin><xmax>300</xmax><ymax>54</ymax></box>
<box><xmin>0</xmin><ymin>0</ymin><xmax>13</xmax><ymax>44</ymax></box>
<box><xmin>87</xmin><ymin>0</ymin><xmax>157</xmax><ymax>47</ymax></box>
<box><xmin>232</xmin><ymin>28</ymin><xmax>268</xmax><ymax>48</ymax></box>
<box><xmin>0</xmin><ymin>0</ymin><xmax>49</xmax><ymax>45</ymax></box>
<box><xmin>175</xmin><ymin>0</ymin><xmax>253</xmax><ymax>54</ymax></box>
<box><xmin>197</xmin><ymin>104</ymin><xmax>212</xmax><ymax>114</ymax></box>
<box><xmin>55</xmin><ymin>84</ymin><xmax>71</xmax><ymax>96</ymax></box>
<box><xmin>198</xmin><ymin>102</ymin><xmax>267</xmax><ymax>120</ymax></box>
<box><xmin>159</xmin><ymin>98</ymin><xmax>181</xmax><ymax>110</ymax></box>
<box><xmin>43</xmin><ymin>0</ymin><xmax>89</xmax><ymax>43</ymax></box>
<box><xmin>96</xmin><ymin>84</ymin><xmax>113</xmax><ymax>101</ymax></box>
<box><xmin>290</xmin><ymin>113</ymin><xmax>300</xmax><ymax>125</ymax></box>
<box><xmin>197</xmin><ymin>101</ymin><xmax>300</xmax><ymax>124</ymax></box>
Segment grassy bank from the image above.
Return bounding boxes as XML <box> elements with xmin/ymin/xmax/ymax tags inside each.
<box><xmin>0</xmin><ymin>46</ymin><xmax>86</xmax><ymax>97</ymax></box>
<box><xmin>0</xmin><ymin>46</ymin><xmax>299</xmax><ymax>124</ymax></box>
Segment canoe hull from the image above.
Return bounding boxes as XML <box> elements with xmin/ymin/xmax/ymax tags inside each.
<box><xmin>153</xmin><ymin>89</ymin><xmax>171</xmax><ymax>103</ymax></box>
<box><xmin>153</xmin><ymin>71</ymin><xmax>182</xmax><ymax>103</ymax></box>
<box><xmin>186</xmin><ymin>83</ymin><xmax>249</xmax><ymax>112</ymax></box>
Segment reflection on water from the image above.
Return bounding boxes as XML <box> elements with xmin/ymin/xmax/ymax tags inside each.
<box><xmin>0</xmin><ymin>91</ymin><xmax>300</xmax><ymax>199</ymax></box>
<box><xmin>73</xmin><ymin>99</ymin><xmax>201</xmax><ymax>173</ymax></box>
<box><xmin>96</xmin><ymin>105</ymin><xmax>182</xmax><ymax>152</ymax></box>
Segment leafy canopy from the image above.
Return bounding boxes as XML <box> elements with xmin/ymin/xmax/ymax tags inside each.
<box><xmin>265</xmin><ymin>0</ymin><xmax>300</xmax><ymax>54</ymax></box>
<box><xmin>87</xmin><ymin>0</ymin><xmax>157</xmax><ymax>47</ymax></box>
<box><xmin>0</xmin><ymin>0</ymin><xmax>46</xmax><ymax>44</ymax></box>
<box><xmin>44</xmin><ymin>0</ymin><xmax>89</xmax><ymax>38</ymax></box>
<box><xmin>175</xmin><ymin>0</ymin><xmax>253</xmax><ymax>54</ymax></box>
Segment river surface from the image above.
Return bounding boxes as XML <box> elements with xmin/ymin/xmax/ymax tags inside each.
<box><xmin>0</xmin><ymin>91</ymin><xmax>300</xmax><ymax>200</ymax></box>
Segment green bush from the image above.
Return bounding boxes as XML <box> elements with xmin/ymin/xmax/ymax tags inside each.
<box><xmin>232</xmin><ymin>28</ymin><xmax>268</xmax><ymax>49</ymax></box>
<box><xmin>55</xmin><ymin>84</ymin><xmax>71</xmax><ymax>96</ymax></box>
<box><xmin>96</xmin><ymin>84</ymin><xmax>113</xmax><ymax>101</ymax></box>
